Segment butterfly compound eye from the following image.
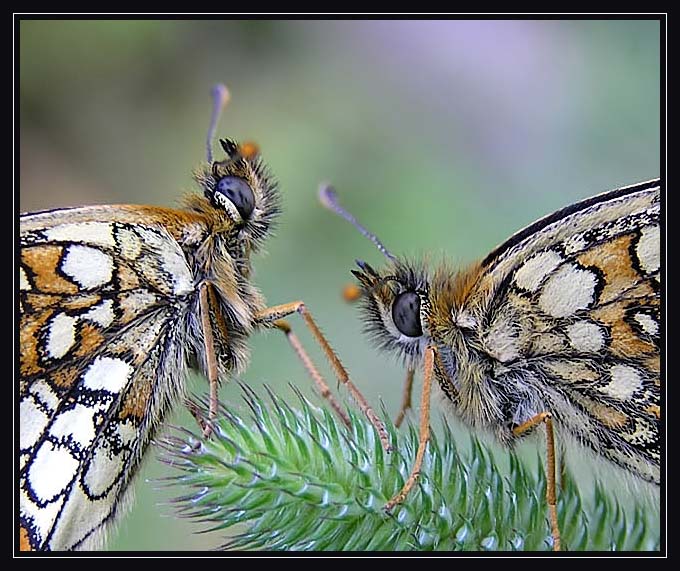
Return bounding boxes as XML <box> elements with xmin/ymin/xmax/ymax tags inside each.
<box><xmin>392</xmin><ymin>291</ymin><xmax>423</xmax><ymax>337</ymax></box>
<box><xmin>215</xmin><ymin>176</ymin><xmax>255</xmax><ymax>220</ymax></box>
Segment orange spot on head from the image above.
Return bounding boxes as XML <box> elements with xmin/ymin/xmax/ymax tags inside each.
<box><xmin>239</xmin><ymin>141</ymin><xmax>259</xmax><ymax>160</ymax></box>
<box><xmin>342</xmin><ymin>283</ymin><xmax>363</xmax><ymax>303</ymax></box>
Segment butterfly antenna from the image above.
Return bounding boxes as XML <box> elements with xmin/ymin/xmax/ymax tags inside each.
<box><xmin>319</xmin><ymin>183</ymin><xmax>396</xmax><ymax>262</ymax></box>
<box><xmin>206</xmin><ymin>84</ymin><xmax>231</xmax><ymax>163</ymax></box>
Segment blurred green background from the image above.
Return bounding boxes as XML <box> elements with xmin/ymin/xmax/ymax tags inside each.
<box><xmin>19</xmin><ymin>19</ymin><xmax>661</xmax><ymax>551</ymax></box>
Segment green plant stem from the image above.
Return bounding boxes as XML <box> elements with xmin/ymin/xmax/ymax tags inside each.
<box><xmin>159</xmin><ymin>385</ymin><xmax>660</xmax><ymax>551</ymax></box>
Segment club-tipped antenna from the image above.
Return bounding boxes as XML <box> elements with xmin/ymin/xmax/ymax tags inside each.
<box><xmin>206</xmin><ymin>84</ymin><xmax>231</xmax><ymax>163</ymax></box>
<box><xmin>319</xmin><ymin>183</ymin><xmax>396</xmax><ymax>262</ymax></box>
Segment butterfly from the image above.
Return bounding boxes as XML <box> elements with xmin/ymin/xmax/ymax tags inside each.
<box><xmin>320</xmin><ymin>178</ymin><xmax>660</xmax><ymax>551</ymax></box>
<box><xmin>18</xmin><ymin>85</ymin><xmax>386</xmax><ymax>551</ymax></box>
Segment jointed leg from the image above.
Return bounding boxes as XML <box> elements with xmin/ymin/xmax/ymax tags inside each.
<box><xmin>273</xmin><ymin>319</ymin><xmax>351</xmax><ymax>428</ymax></box>
<box><xmin>394</xmin><ymin>368</ymin><xmax>415</xmax><ymax>429</ymax></box>
<box><xmin>384</xmin><ymin>347</ymin><xmax>434</xmax><ymax>512</ymax></box>
<box><xmin>513</xmin><ymin>412</ymin><xmax>561</xmax><ymax>552</ymax></box>
<box><xmin>256</xmin><ymin>301</ymin><xmax>391</xmax><ymax>451</ymax></box>
<box><xmin>199</xmin><ymin>282</ymin><xmax>219</xmax><ymax>438</ymax></box>
<box><xmin>185</xmin><ymin>398</ymin><xmax>208</xmax><ymax>434</ymax></box>
<box><xmin>558</xmin><ymin>439</ymin><xmax>567</xmax><ymax>492</ymax></box>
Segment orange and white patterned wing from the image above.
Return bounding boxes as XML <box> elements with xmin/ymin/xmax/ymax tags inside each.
<box><xmin>465</xmin><ymin>180</ymin><xmax>660</xmax><ymax>482</ymax></box>
<box><xmin>20</xmin><ymin>207</ymin><xmax>199</xmax><ymax>550</ymax></box>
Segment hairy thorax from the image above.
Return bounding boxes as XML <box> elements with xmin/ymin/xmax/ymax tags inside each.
<box><xmin>172</xmin><ymin>195</ymin><xmax>268</xmax><ymax>378</ymax></box>
<box><xmin>428</xmin><ymin>263</ymin><xmax>548</xmax><ymax>445</ymax></box>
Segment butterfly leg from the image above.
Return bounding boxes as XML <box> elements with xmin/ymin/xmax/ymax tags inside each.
<box><xmin>272</xmin><ymin>319</ymin><xmax>351</xmax><ymax>428</ymax></box>
<box><xmin>558</xmin><ymin>439</ymin><xmax>567</xmax><ymax>492</ymax></box>
<box><xmin>198</xmin><ymin>282</ymin><xmax>220</xmax><ymax>439</ymax></box>
<box><xmin>255</xmin><ymin>301</ymin><xmax>391</xmax><ymax>452</ymax></box>
<box><xmin>384</xmin><ymin>346</ymin><xmax>434</xmax><ymax>512</ymax></box>
<box><xmin>394</xmin><ymin>367</ymin><xmax>415</xmax><ymax>429</ymax></box>
<box><xmin>185</xmin><ymin>398</ymin><xmax>209</xmax><ymax>433</ymax></box>
<box><xmin>513</xmin><ymin>412</ymin><xmax>561</xmax><ymax>552</ymax></box>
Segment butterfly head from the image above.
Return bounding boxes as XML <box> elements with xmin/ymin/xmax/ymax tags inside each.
<box><xmin>352</xmin><ymin>258</ymin><xmax>432</xmax><ymax>365</ymax></box>
<box><xmin>195</xmin><ymin>138</ymin><xmax>281</xmax><ymax>252</ymax></box>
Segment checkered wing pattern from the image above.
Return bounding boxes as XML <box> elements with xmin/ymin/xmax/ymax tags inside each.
<box><xmin>20</xmin><ymin>209</ymin><xmax>199</xmax><ymax>550</ymax></box>
<box><xmin>455</xmin><ymin>180</ymin><xmax>660</xmax><ymax>482</ymax></box>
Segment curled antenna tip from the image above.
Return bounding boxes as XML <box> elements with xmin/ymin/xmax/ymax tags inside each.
<box><xmin>206</xmin><ymin>84</ymin><xmax>231</xmax><ymax>164</ymax></box>
<box><xmin>317</xmin><ymin>181</ymin><xmax>396</xmax><ymax>262</ymax></box>
<box><xmin>318</xmin><ymin>183</ymin><xmax>338</xmax><ymax>210</ymax></box>
<box><xmin>212</xmin><ymin>84</ymin><xmax>231</xmax><ymax>108</ymax></box>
